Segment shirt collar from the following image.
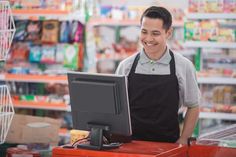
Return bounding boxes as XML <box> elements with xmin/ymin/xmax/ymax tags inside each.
<box><xmin>139</xmin><ymin>47</ymin><xmax>171</xmax><ymax>65</ymax></box>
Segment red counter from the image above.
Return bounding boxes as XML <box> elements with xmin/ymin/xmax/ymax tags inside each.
<box><xmin>188</xmin><ymin>144</ymin><xmax>236</xmax><ymax>157</ymax></box>
<box><xmin>52</xmin><ymin>140</ymin><xmax>188</xmax><ymax>157</ymax></box>
<box><xmin>188</xmin><ymin>124</ymin><xmax>236</xmax><ymax>157</ymax></box>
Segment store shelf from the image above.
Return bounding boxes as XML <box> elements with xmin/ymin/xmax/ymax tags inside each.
<box><xmin>173</xmin><ymin>20</ymin><xmax>184</xmax><ymax>27</ymax></box>
<box><xmin>89</xmin><ymin>18</ymin><xmax>139</xmax><ymax>26</ymax></box>
<box><xmin>12</xmin><ymin>9</ymin><xmax>69</xmax><ymax>15</ymax></box>
<box><xmin>12</xmin><ymin>9</ymin><xmax>85</xmax><ymax>22</ymax></box>
<box><xmin>187</xmin><ymin>13</ymin><xmax>236</xmax><ymax>19</ymax></box>
<box><xmin>89</xmin><ymin>18</ymin><xmax>183</xmax><ymax>27</ymax></box>
<box><xmin>0</xmin><ymin>73</ymin><xmax>68</xmax><ymax>84</ymax></box>
<box><xmin>184</xmin><ymin>41</ymin><xmax>236</xmax><ymax>49</ymax></box>
<box><xmin>200</xmin><ymin>112</ymin><xmax>236</xmax><ymax>120</ymax></box>
<box><xmin>219</xmin><ymin>21</ymin><xmax>236</xmax><ymax>28</ymax></box>
<box><xmin>206</xmin><ymin>63</ymin><xmax>236</xmax><ymax>69</ymax></box>
<box><xmin>12</xmin><ymin>99</ymin><xmax>70</xmax><ymax>111</ymax></box>
<box><xmin>197</xmin><ymin>77</ymin><xmax>236</xmax><ymax>85</ymax></box>
<box><xmin>96</xmin><ymin>52</ymin><xmax>134</xmax><ymax>61</ymax></box>
<box><xmin>175</xmin><ymin>49</ymin><xmax>196</xmax><ymax>56</ymax></box>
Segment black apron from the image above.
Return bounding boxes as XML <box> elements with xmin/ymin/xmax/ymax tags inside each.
<box><xmin>128</xmin><ymin>50</ymin><xmax>179</xmax><ymax>143</ymax></box>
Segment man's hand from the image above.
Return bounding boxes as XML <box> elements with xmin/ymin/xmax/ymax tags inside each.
<box><xmin>176</xmin><ymin>137</ymin><xmax>188</xmax><ymax>145</ymax></box>
<box><xmin>177</xmin><ymin>106</ymin><xmax>199</xmax><ymax>145</ymax></box>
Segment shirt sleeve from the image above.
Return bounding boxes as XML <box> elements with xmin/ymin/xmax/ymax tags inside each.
<box><xmin>178</xmin><ymin>60</ymin><xmax>201</xmax><ymax>108</ymax></box>
<box><xmin>115</xmin><ymin>60</ymin><xmax>125</xmax><ymax>75</ymax></box>
<box><xmin>115</xmin><ymin>55</ymin><xmax>135</xmax><ymax>76</ymax></box>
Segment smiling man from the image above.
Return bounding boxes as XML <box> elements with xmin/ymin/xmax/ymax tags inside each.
<box><xmin>116</xmin><ymin>6</ymin><xmax>200</xmax><ymax>145</ymax></box>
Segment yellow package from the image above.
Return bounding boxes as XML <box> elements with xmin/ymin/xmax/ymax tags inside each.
<box><xmin>70</xmin><ymin>129</ymin><xmax>89</xmax><ymax>144</ymax></box>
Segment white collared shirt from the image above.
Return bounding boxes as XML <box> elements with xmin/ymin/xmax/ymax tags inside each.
<box><xmin>116</xmin><ymin>47</ymin><xmax>201</xmax><ymax>108</ymax></box>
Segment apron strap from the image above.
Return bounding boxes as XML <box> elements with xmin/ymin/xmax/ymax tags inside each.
<box><xmin>130</xmin><ymin>53</ymin><xmax>140</xmax><ymax>74</ymax></box>
<box><xmin>169</xmin><ymin>50</ymin><xmax>176</xmax><ymax>76</ymax></box>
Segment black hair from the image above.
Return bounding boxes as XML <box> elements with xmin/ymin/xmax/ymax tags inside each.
<box><xmin>140</xmin><ymin>6</ymin><xmax>172</xmax><ymax>31</ymax></box>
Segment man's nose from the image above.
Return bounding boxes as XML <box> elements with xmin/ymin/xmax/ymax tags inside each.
<box><xmin>145</xmin><ymin>34</ymin><xmax>154</xmax><ymax>42</ymax></box>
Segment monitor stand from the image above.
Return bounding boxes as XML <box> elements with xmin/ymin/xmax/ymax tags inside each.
<box><xmin>77</xmin><ymin>123</ymin><xmax>121</xmax><ymax>150</ymax></box>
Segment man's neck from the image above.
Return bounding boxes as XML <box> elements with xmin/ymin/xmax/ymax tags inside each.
<box><xmin>144</xmin><ymin>46</ymin><xmax>167</xmax><ymax>61</ymax></box>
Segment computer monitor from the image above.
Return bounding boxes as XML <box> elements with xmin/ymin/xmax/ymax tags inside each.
<box><xmin>67</xmin><ymin>71</ymin><xmax>132</xmax><ymax>150</ymax></box>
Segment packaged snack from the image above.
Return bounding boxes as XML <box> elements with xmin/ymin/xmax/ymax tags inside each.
<box><xmin>223</xmin><ymin>0</ymin><xmax>236</xmax><ymax>13</ymax></box>
<box><xmin>56</xmin><ymin>44</ymin><xmax>65</xmax><ymax>63</ymax></box>
<box><xmin>25</xmin><ymin>21</ymin><xmax>42</xmax><ymax>41</ymax></box>
<box><xmin>69</xmin><ymin>21</ymin><xmax>84</xmax><ymax>43</ymax></box>
<box><xmin>41</xmin><ymin>20</ymin><xmax>59</xmax><ymax>43</ymax></box>
<box><xmin>35</xmin><ymin>95</ymin><xmax>49</xmax><ymax>102</ymax></box>
<box><xmin>20</xmin><ymin>95</ymin><xmax>35</xmax><ymax>101</ymax></box>
<box><xmin>218</xmin><ymin>28</ymin><xmax>235</xmax><ymax>42</ymax></box>
<box><xmin>63</xmin><ymin>44</ymin><xmax>79</xmax><ymax>70</ymax></box>
<box><xmin>40</xmin><ymin>45</ymin><xmax>56</xmax><ymax>64</ymax></box>
<box><xmin>70</xmin><ymin>129</ymin><xmax>89</xmax><ymax>144</ymax></box>
<box><xmin>200</xmin><ymin>20</ymin><xmax>219</xmax><ymax>41</ymax></box>
<box><xmin>74</xmin><ymin>21</ymin><xmax>84</xmax><ymax>43</ymax></box>
<box><xmin>213</xmin><ymin>86</ymin><xmax>220</xmax><ymax>103</ymax></box>
<box><xmin>185</xmin><ymin>21</ymin><xmax>201</xmax><ymax>41</ymax></box>
<box><xmin>29</xmin><ymin>45</ymin><xmax>42</xmax><ymax>63</ymax></box>
<box><xmin>69</xmin><ymin>21</ymin><xmax>77</xmax><ymax>43</ymax></box>
<box><xmin>204</xmin><ymin>0</ymin><xmax>224</xmax><ymax>13</ymax></box>
<box><xmin>14</xmin><ymin>20</ymin><xmax>28</xmax><ymax>41</ymax></box>
<box><xmin>198</xmin><ymin>0</ymin><xmax>205</xmax><ymax>12</ymax></box>
<box><xmin>9</xmin><ymin>43</ymin><xmax>29</xmax><ymax>62</ymax></box>
<box><xmin>223</xmin><ymin>86</ymin><xmax>233</xmax><ymax>104</ymax></box>
<box><xmin>171</xmin><ymin>8</ymin><xmax>185</xmax><ymax>21</ymax></box>
<box><xmin>189</xmin><ymin>0</ymin><xmax>199</xmax><ymax>12</ymax></box>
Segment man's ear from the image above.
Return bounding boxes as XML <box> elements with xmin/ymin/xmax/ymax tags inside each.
<box><xmin>166</xmin><ymin>27</ymin><xmax>173</xmax><ymax>39</ymax></box>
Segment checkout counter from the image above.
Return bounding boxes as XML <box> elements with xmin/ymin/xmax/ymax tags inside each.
<box><xmin>53</xmin><ymin>124</ymin><xmax>236</xmax><ymax>157</ymax></box>
<box><xmin>52</xmin><ymin>140</ymin><xmax>187</xmax><ymax>157</ymax></box>
<box><xmin>52</xmin><ymin>140</ymin><xmax>236</xmax><ymax>157</ymax></box>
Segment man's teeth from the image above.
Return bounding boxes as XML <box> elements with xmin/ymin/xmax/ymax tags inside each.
<box><xmin>146</xmin><ymin>43</ymin><xmax>154</xmax><ymax>46</ymax></box>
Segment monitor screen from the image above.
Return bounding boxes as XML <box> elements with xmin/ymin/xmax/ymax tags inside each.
<box><xmin>67</xmin><ymin>71</ymin><xmax>132</xmax><ymax>150</ymax></box>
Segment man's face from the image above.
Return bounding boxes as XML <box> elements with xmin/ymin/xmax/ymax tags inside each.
<box><xmin>140</xmin><ymin>17</ymin><xmax>172</xmax><ymax>56</ymax></box>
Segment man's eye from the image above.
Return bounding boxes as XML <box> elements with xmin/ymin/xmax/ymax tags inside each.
<box><xmin>153</xmin><ymin>32</ymin><xmax>160</xmax><ymax>36</ymax></box>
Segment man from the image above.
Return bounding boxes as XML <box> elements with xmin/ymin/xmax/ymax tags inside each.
<box><xmin>116</xmin><ymin>6</ymin><xmax>200</xmax><ymax>144</ymax></box>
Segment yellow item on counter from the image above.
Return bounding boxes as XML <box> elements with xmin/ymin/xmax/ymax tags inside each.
<box><xmin>70</xmin><ymin>129</ymin><xmax>89</xmax><ymax>144</ymax></box>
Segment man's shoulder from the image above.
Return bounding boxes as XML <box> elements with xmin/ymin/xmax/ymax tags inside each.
<box><xmin>172</xmin><ymin>51</ymin><xmax>193</xmax><ymax>66</ymax></box>
<box><xmin>172</xmin><ymin>51</ymin><xmax>196</xmax><ymax>75</ymax></box>
<box><xmin>116</xmin><ymin>52</ymin><xmax>139</xmax><ymax>75</ymax></box>
<box><xmin>119</xmin><ymin>52</ymin><xmax>138</xmax><ymax>66</ymax></box>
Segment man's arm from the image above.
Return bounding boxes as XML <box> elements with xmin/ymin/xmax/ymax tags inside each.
<box><xmin>177</xmin><ymin>106</ymin><xmax>199</xmax><ymax>145</ymax></box>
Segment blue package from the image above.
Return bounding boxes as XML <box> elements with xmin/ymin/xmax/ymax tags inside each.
<box><xmin>60</xmin><ymin>21</ymin><xmax>70</xmax><ymax>43</ymax></box>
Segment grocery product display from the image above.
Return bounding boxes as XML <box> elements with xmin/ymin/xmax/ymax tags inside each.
<box><xmin>1</xmin><ymin>2</ymin><xmax>85</xmax><ymax>112</ymax></box>
<box><xmin>184</xmin><ymin>0</ymin><xmax>236</xmax><ymax>137</ymax></box>
<box><xmin>0</xmin><ymin>1</ymin><xmax>86</xmax><ymax>152</ymax></box>
<box><xmin>188</xmin><ymin>0</ymin><xmax>236</xmax><ymax>13</ymax></box>
<box><xmin>185</xmin><ymin>20</ymin><xmax>235</xmax><ymax>42</ymax></box>
<box><xmin>0</xmin><ymin>1</ymin><xmax>15</xmax><ymax>145</ymax></box>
